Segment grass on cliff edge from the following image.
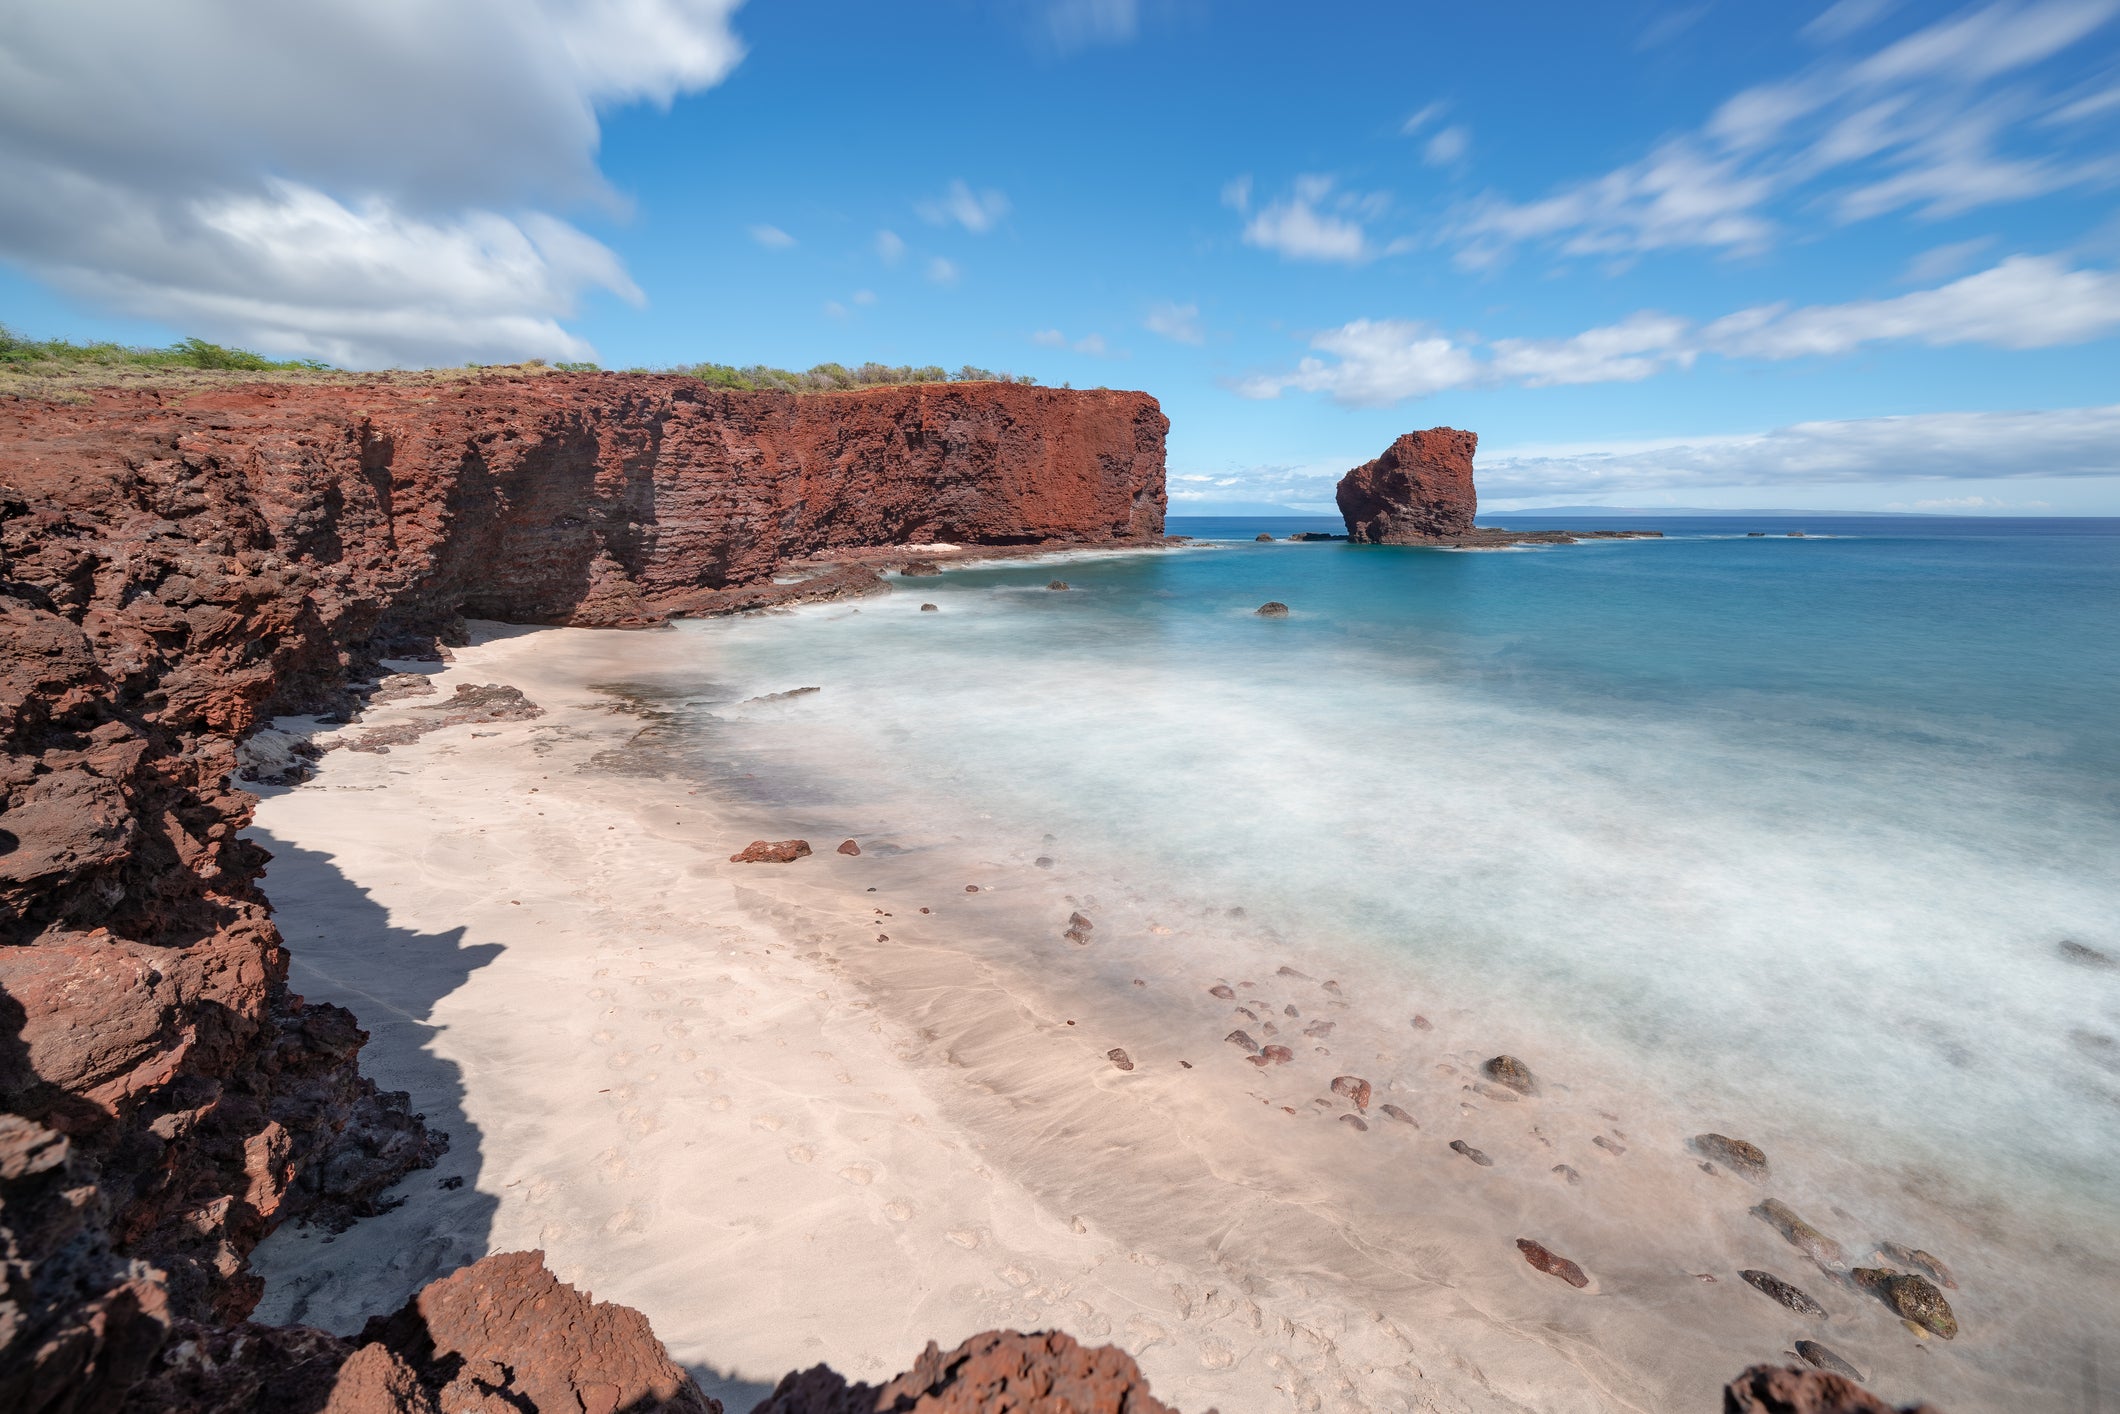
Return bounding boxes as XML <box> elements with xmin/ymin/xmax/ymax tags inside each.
<box><xmin>0</xmin><ymin>324</ymin><xmax>1071</xmax><ymax>399</ymax></box>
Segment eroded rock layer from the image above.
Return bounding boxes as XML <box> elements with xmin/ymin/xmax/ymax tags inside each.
<box><xmin>0</xmin><ymin>374</ymin><xmax>1166</xmax><ymax>1407</ymax></box>
<box><xmin>1335</xmin><ymin>426</ymin><xmax>1479</xmax><ymax>542</ymax></box>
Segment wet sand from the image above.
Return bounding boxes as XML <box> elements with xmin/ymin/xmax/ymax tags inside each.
<box><xmin>243</xmin><ymin>617</ymin><xmax>2099</xmax><ymax>1413</ymax></box>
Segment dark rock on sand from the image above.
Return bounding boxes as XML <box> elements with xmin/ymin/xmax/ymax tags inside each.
<box><xmin>1048</xmin><ymin>579</ymin><xmax>1070</xmax><ymax>590</ymax></box>
<box><xmin>1877</xmin><ymin>1243</ymin><xmax>1957</xmax><ymax>1290</ymax></box>
<box><xmin>1553</xmin><ymin>1163</ymin><xmax>1581</xmax><ymax>1185</ymax></box>
<box><xmin>1694</xmin><ymin>1133</ymin><xmax>1771</xmax><ymax>1181</ymax></box>
<box><xmin>1064</xmin><ymin>911</ymin><xmax>1094</xmax><ymax>945</ymax></box>
<box><xmin>731</xmin><ymin>839</ymin><xmax>813</xmax><ymax>863</ymax></box>
<box><xmin>1330</xmin><ymin>1076</ymin><xmax>1373</xmax><ymax>1111</ymax></box>
<box><xmin>1724</xmin><ymin>1364</ymin><xmax>1941</xmax><ymax>1413</ymax></box>
<box><xmin>1755</xmin><ymin>1200</ymin><xmax>1845</xmax><ymax>1266</ymax></box>
<box><xmin>1035</xmin><ymin>855</ymin><xmax>1055</xmax><ymax>868</ymax></box>
<box><xmin>1516</xmin><ymin>1238</ymin><xmax>1589</xmax><ymax>1288</ymax></box>
<box><xmin>1855</xmin><ymin>1270</ymin><xmax>1957</xmax><ymax>1338</ymax></box>
<box><xmin>1741</xmin><ymin>1269</ymin><xmax>1828</xmax><ymax>1317</ymax></box>
<box><xmin>1209</xmin><ymin>984</ymin><xmax>1236</xmax><ymax>1000</ymax></box>
<box><xmin>1592</xmin><ymin>1135</ymin><xmax>1626</xmax><ymax>1156</ymax></box>
<box><xmin>1483</xmin><ymin>1055</ymin><xmax>1538</xmax><ymax>1095</ymax></box>
<box><xmin>1795</xmin><ymin>1341</ymin><xmax>1866</xmax><ymax>1381</ymax></box>
<box><xmin>1450</xmin><ymin>1140</ymin><xmax>1494</xmax><ymax>1166</ymax></box>
<box><xmin>837</xmin><ymin>839</ymin><xmax>861</xmax><ymax>856</ymax></box>
<box><xmin>1225</xmin><ymin>1030</ymin><xmax>1262</xmax><ymax>1054</ymax></box>
<box><xmin>1255</xmin><ymin>602</ymin><xmax>1290</xmax><ymax>617</ymax></box>
<box><xmin>1248</xmin><ymin>1044</ymin><xmax>1295</xmax><ymax>1068</ymax></box>
<box><xmin>1411</xmin><ymin>1014</ymin><xmax>1433</xmax><ymax>1030</ymax></box>
<box><xmin>1381</xmin><ymin>1104</ymin><xmax>1417</xmax><ymax>1127</ymax></box>
<box><xmin>1107</xmin><ymin>1049</ymin><xmax>1134</xmax><ymax>1072</ymax></box>
<box><xmin>920</xmin><ymin>602</ymin><xmax>939</xmax><ymax>611</ymax></box>
<box><xmin>2059</xmin><ymin>939</ymin><xmax>2115</xmax><ymax>968</ymax></box>
<box><xmin>1303</xmin><ymin>1020</ymin><xmax>1334</xmax><ymax>1038</ymax></box>
<box><xmin>1339</xmin><ymin>1114</ymin><xmax>1368</xmax><ymax>1131</ymax></box>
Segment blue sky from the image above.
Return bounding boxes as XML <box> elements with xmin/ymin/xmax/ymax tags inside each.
<box><xmin>5</xmin><ymin>2</ymin><xmax>2120</xmax><ymax>511</ymax></box>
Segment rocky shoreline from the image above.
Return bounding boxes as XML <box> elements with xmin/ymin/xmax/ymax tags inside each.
<box><xmin>2</xmin><ymin>375</ymin><xmax>1946</xmax><ymax>1412</ymax></box>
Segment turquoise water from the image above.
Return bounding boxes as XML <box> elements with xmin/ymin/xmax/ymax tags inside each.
<box><xmin>660</xmin><ymin>515</ymin><xmax>2120</xmax><ymax>1228</ymax></box>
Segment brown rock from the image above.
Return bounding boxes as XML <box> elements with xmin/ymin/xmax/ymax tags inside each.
<box><xmin>1794</xmin><ymin>1342</ymin><xmax>1866</xmax><ymax>1382</ymax></box>
<box><xmin>1224</xmin><ymin>1030</ymin><xmax>1261</xmax><ymax>1055</ymax></box>
<box><xmin>1247</xmin><ymin>1045</ymin><xmax>1295</xmax><ymax>1068</ymax></box>
<box><xmin>1482</xmin><ymin>1055</ymin><xmax>1537</xmax><ymax>1095</ymax></box>
<box><xmin>1380</xmin><ymin>1104</ymin><xmax>1417</xmax><ymax>1126</ymax></box>
<box><xmin>1693</xmin><ymin>1133</ymin><xmax>1771</xmax><ymax>1180</ymax></box>
<box><xmin>1410</xmin><ymin>1014</ymin><xmax>1433</xmax><ymax>1030</ymax></box>
<box><xmin>1516</xmin><ymin>1238</ymin><xmax>1589</xmax><ymax>1288</ymax></box>
<box><xmin>1063</xmin><ymin>911</ymin><xmax>1095</xmax><ymax>946</ymax></box>
<box><xmin>754</xmin><ymin>1328</ymin><xmax>1178</xmax><ymax>1414</ymax></box>
<box><xmin>919</xmin><ymin>602</ymin><xmax>939</xmax><ymax>611</ymax></box>
<box><xmin>1855</xmin><ymin>1270</ymin><xmax>1957</xmax><ymax>1338</ymax></box>
<box><xmin>1756</xmin><ymin>1200</ymin><xmax>1845</xmax><ymax>1266</ymax></box>
<box><xmin>1336</xmin><ymin>427</ymin><xmax>1479</xmax><ymax>542</ymax></box>
<box><xmin>1208</xmin><ymin>984</ymin><xmax>1235</xmax><ymax>1000</ymax></box>
<box><xmin>836</xmin><ymin>839</ymin><xmax>861</xmax><ymax>856</ymax></box>
<box><xmin>1339</xmin><ymin>1114</ymin><xmax>1368</xmax><ymax>1131</ymax></box>
<box><xmin>1450</xmin><ymin>1140</ymin><xmax>1494</xmax><ymax>1166</ymax></box>
<box><xmin>730</xmin><ymin>839</ymin><xmax>813</xmax><ymax>863</ymax></box>
<box><xmin>1254</xmin><ymin>532</ymin><xmax>1274</xmax><ymax>541</ymax></box>
<box><xmin>1724</xmin><ymin>1364</ymin><xmax>1943</xmax><ymax>1413</ymax></box>
<box><xmin>1255</xmin><ymin>601</ymin><xmax>1290</xmax><ymax>617</ymax></box>
<box><xmin>1106</xmin><ymin>1049</ymin><xmax>1134</xmax><ymax>1072</ymax></box>
<box><xmin>1740</xmin><ymin>1269</ymin><xmax>1828</xmax><ymax>1317</ymax></box>
<box><xmin>1330</xmin><ymin>1075</ymin><xmax>1372</xmax><ymax>1111</ymax></box>
<box><xmin>901</xmin><ymin>560</ymin><xmax>943</xmax><ymax>576</ymax></box>
<box><xmin>1047</xmin><ymin>580</ymin><xmax>1070</xmax><ymax>590</ymax></box>
<box><xmin>1877</xmin><ymin>1242</ymin><xmax>1957</xmax><ymax>1289</ymax></box>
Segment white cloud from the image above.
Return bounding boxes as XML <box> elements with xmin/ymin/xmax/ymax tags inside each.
<box><xmin>1423</xmin><ymin>125</ymin><xmax>1471</xmax><ymax>167</ymax></box>
<box><xmin>1805</xmin><ymin>0</ymin><xmax>1899</xmax><ymax>44</ymax></box>
<box><xmin>1144</xmin><ymin>300</ymin><xmax>1203</xmax><ymax>345</ymax></box>
<box><xmin>1042</xmin><ymin>0</ymin><xmax>1137</xmax><ymax>53</ymax></box>
<box><xmin>1221</xmin><ymin>175</ymin><xmax>1253</xmax><ymax>211</ymax></box>
<box><xmin>851</xmin><ymin>288</ymin><xmax>876</xmax><ymax>306</ymax></box>
<box><xmin>1240</xmin><ymin>176</ymin><xmax>1395</xmax><ymax>264</ymax></box>
<box><xmin>0</xmin><ymin>0</ymin><xmax>746</xmax><ymax>367</ymax></box>
<box><xmin>1455</xmin><ymin>1</ymin><xmax>2120</xmax><ymax>261</ymax></box>
<box><xmin>1480</xmin><ymin>404</ymin><xmax>2120</xmax><ymax>497</ymax></box>
<box><xmin>1032</xmin><ymin>328</ymin><xmax>1068</xmax><ymax>347</ymax></box>
<box><xmin>1032</xmin><ymin>327</ymin><xmax>1112</xmax><ymax>355</ymax></box>
<box><xmin>1887</xmin><ymin>494</ymin><xmax>2051</xmax><ymax>509</ymax></box>
<box><xmin>1400</xmin><ymin>101</ymin><xmax>1448</xmax><ymax>135</ymax></box>
<box><xmin>1238</xmin><ymin>254</ymin><xmax>2120</xmax><ymax>406</ymax></box>
<box><xmin>1706</xmin><ymin>254</ymin><xmax>2120</xmax><ymax>356</ymax></box>
<box><xmin>874</xmin><ymin>229</ymin><xmax>906</xmax><ymax>264</ymax></box>
<box><xmin>926</xmin><ymin>256</ymin><xmax>960</xmax><ymax>284</ymax></box>
<box><xmin>917</xmin><ymin>179</ymin><xmax>1011</xmax><ymax>234</ymax></box>
<box><xmin>749</xmin><ymin>223</ymin><xmax>795</xmax><ymax>249</ymax></box>
<box><xmin>1900</xmin><ymin>236</ymin><xmax>1995</xmax><ymax>282</ymax></box>
<box><xmin>823</xmin><ymin>299</ymin><xmax>849</xmax><ymax>319</ymax></box>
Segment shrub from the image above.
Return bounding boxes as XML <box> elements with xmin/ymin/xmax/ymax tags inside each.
<box><xmin>0</xmin><ymin>323</ymin><xmax>329</xmax><ymax>371</ymax></box>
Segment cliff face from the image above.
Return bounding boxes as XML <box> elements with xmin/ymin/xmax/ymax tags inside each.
<box><xmin>0</xmin><ymin>373</ymin><xmax>1166</xmax><ymax>1405</ymax></box>
<box><xmin>1335</xmin><ymin>427</ymin><xmax>1478</xmax><ymax>542</ymax></box>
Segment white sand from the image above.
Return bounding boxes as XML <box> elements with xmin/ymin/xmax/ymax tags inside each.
<box><xmin>244</xmin><ymin>619</ymin><xmax>2072</xmax><ymax>1414</ymax></box>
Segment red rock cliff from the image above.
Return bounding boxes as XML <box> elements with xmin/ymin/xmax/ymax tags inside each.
<box><xmin>1335</xmin><ymin>426</ymin><xmax>1478</xmax><ymax>542</ymax></box>
<box><xmin>0</xmin><ymin>372</ymin><xmax>1165</xmax><ymax>1404</ymax></box>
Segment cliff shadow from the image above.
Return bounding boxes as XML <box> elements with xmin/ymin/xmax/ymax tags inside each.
<box><xmin>242</xmin><ymin>827</ymin><xmax>503</xmax><ymax>1335</ymax></box>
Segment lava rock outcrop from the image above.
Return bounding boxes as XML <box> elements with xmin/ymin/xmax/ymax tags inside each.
<box><xmin>1335</xmin><ymin>427</ymin><xmax>1479</xmax><ymax>542</ymax></box>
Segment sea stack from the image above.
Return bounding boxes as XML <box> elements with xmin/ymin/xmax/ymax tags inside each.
<box><xmin>1336</xmin><ymin>427</ymin><xmax>1479</xmax><ymax>542</ymax></box>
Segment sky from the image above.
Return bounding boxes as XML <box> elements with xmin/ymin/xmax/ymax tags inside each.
<box><xmin>4</xmin><ymin>1</ymin><xmax>2120</xmax><ymax>512</ymax></box>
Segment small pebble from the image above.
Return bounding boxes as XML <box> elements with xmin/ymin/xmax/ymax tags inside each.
<box><xmin>1450</xmin><ymin>1140</ymin><xmax>1494</xmax><ymax>1167</ymax></box>
<box><xmin>1795</xmin><ymin>1340</ymin><xmax>1864</xmax><ymax>1381</ymax></box>
<box><xmin>1410</xmin><ymin>1015</ymin><xmax>1432</xmax><ymax>1031</ymax></box>
<box><xmin>1592</xmin><ymin>1135</ymin><xmax>1626</xmax><ymax>1156</ymax></box>
<box><xmin>1380</xmin><ymin>1104</ymin><xmax>1417</xmax><ymax>1127</ymax></box>
<box><xmin>1339</xmin><ymin>1114</ymin><xmax>1368</xmax><ymax>1131</ymax></box>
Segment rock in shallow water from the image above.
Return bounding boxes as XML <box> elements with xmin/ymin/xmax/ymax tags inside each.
<box><xmin>1877</xmin><ymin>1242</ymin><xmax>1957</xmax><ymax>1290</ymax></box>
<box><xmin>2059</xmin><ymin>939</ymin><xmax>2115</xmax><ymax>968</ymax></box>
<box><xmin>1255</xmin><ymin>601</ymin><xmax>1290</xmax><ymax>617</ymax></box>
<box><xmin>1450</xmin><ymin>1140</ymin><xmax>1494</xmax><ymax>1167</ymax></box>
<box><xmin>836</xmin><ymin>839</ymin><xmax>861</xmax><ymax>856</ymax></box>
<box><xmin>1482</xmin><ymin>1055</ymin><xmax>1537</xmax><ymax>1095</ymax></box>
<box><xmin>1795</xmin><ymin>1340</ymin><xmax>1866</xmax><ymax>1381</ymax></box>
<box><xmin>1755</xmin><ymin>1199</ymin><xmax>1845</xmax><ymax>1266</ymax></box>
<box><xmin>1330</xmin><ymin>1075</ymin><xmax>1372</xmax><ymax>1112</ymax></box>
<box><xmin>1693</xmin><ymin>1133</ymin><xmax>1771</xmax><ymax>1180</ymax></box>
<box><xmin>1741</xmin><ymin>1269</ymin><xmax>1827</xmax><ymax>1317</ymax></box>
<box><xmin>1248</xmin><ymin>1044</ymin><xmax>1294</xmax><ymax>1067</ymax></box>
<box><xmin>1516</xmin><ymin>1238</ymin><xmax>1589</xmax><ymax>1288</ymax></box>
<box><xmin>1107</xmin><ymin>1049</ymin><xmax>1134</xmax><ymax>1072</ymax></box>
<box><xmin>730</xmin><ymin>839</ymin><xmax>812</xmax><ymax>863</ymax></box>
<box><xmin>1855</xmin><ymin>1269</ymin><xmax>1958</xmax><ymax>1339</ymax></box>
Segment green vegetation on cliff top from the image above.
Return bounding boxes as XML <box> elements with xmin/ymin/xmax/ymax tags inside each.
<box><xmin>2</xmin><ymin>323</ymin><xmax>1048</xmax><ymax>391</ymax></box>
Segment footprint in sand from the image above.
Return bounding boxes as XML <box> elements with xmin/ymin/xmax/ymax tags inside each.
<box><xmin>1198</xmin><ymin>1341</ymin><xmax>1237</xmax><ymax>1370</ymax></box>
<box><xmin>946</xmin><ymin>1228</ymin><xmax>985</xmax><ymax>1249</ymax></box>
<box><xmin>884</xmin><ymin>1199</ymin><xmax>916</xmax><ymax>1222</ymax></box>
<box><xmin>839</xmin><ymin>1165</ymin><xmax>874</xmax><ymax>1186</ymax></box>
<box><xmin>679</xmin><ymin>1049</ymin><xmax>698</xmax><ymax>1062</ymax></box>
<box><xmin>752</xmin><ymin>1114</ymin><xmax>783</xmax><ymax>1132</ymax></box>
<box><xmin>707</xmin><ymin>1095</ymin><xmax>731</xmax><ymax>1112</ymax></box>
<box><xmin>787</xmin><ymin>1145</ymin><xmax>814</xmax><ymax>1164</ymax></box>
<box><xmin>695</xmin><ymin>1068</ymin><xmax>719</xmax><ymax>1084</ymax></box>
<box><xmin>592</xmin><ymin>1030</ymin><xmax>615</xmax><ymax>1045</ymax></box>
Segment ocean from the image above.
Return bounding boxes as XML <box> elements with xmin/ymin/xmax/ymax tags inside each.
<box><xmin>642</xmin><ymin>513</ymin><xmax>2120</xmax><ymax>1249</ymax></box>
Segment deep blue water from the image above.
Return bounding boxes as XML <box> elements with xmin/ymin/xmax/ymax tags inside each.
<box><xmin>661</xmin><ymin>514</ymin><xmax>2120</xmax><ymax>1223</ymax></box>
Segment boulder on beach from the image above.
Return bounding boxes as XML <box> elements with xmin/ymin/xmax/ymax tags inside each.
<box><xmin>1856</xmin><ymin>1269</ymin><xmax>1958</xmax><ymax>1338</ymax></box>
<box><xmin>1692</xmin><ymin>1133</ymin><xmax>1770</xmax><ymax>1180</ymax></box>
<box><xmin>1740</xmin><ymin>1268</ymin><xmax>1827</xmax><ymax>1317</ymax></box>
<box><xmin>730</xmin><ymin>839</ymin><xmax>812</xmax><ymax>864</ymax></box>
<box><xmin>836</xmin><ymin>839</ymin><xmax>861</xmax><ymax>856</ymax></box>
<box><xmin>1248</xmin><ymin>1044</ymin><xmax>1294</xmax><ymax>1067</ymax></box>
<box><xmin>1064</xmin><ymin>910</ymin><xmax>1094</xmax><ymax>945</ymax></box>
<box><xmin>1482</xmin><ymin>1055</ymin><xmax>1538</xmax><ymax>1095</ymax></box>
<box><xmin>1516</xmin><ymin>1238</ymin><xmax>1589</xmax><ymax>1288</ymax></box>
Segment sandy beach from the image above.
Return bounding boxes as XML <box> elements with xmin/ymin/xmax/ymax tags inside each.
<box><xmin>242</xmin><ymin>609</ymin><xmax>2087</xmax><ymax>1414</ymax></box>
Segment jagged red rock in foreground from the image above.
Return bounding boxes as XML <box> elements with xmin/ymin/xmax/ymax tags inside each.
<box><xmin>0</xmin><ymin>373</ymin><xmax>1165</xmax><ymax>1408</ymax></box>
<box><xmin>1335</xmin><ymin>426</ymin><xmax>1479</xmax><ymax>542</ymax></box>
<box><xmin>754</xmin><ymin>1328</ymin><xmax>1181</xmax><ymax>1414</ymax></box>
<box><xmin>1723</xmin><ymin>1364</ymin><xmax>1943</xmax><ymax>1414</ymax></box>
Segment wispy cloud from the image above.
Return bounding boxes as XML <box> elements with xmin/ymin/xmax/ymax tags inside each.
<box><xmin>1239</xmin><ymin>175</ymin><xmax>1402</xmax><ymax>264</ymax></box>
<box><xmin>1400</xmin><ymin>101</ymin><xmax>1448</xmax><ymax>136</ymax></box>
<box><xmin>1144</xmin><ymin>300</ymin><xmax>1203</xmax><ymax>344</ymax></box>
<box><xmin>748</xmin><ymin>223</ymin><xmax>794</xmax><ymax>249</ymax></box>
<box><xmin>874</xmin><ymin>229</ymin><xmax>906</xmax><ymax>264</ymax></box>
<box><xmin>1041</xmin><ymin>0</ymin><xmax>1138</xmax><ymax>53</ymax></box>
<box><xmin>917</xmin><ymin>179</ymin><xmax>1012</xmax><ymax>234</ymax></box>
<box><xmin>1235</xmin><ymin>253</ymin><xmax>2120</xmax><ymax>405</ymax></box>
<box><xmin>1033</xmin><ymin>327</ymin><xmax>1113</xmax><ymax>355</ymax></box>
<box><xmin>1454</xmin><ymin>1</ymin><xmax>2120</xmax><ymax>265</ymax></box>
<box><xmin>926</xmin><ymin>256</ymin><xmax>960</xmax><ymax>284</ymax></box>
<box><xmin>1423</xmin><ymin>125</ymin><xmax>1471</xmax><ymax>168</ymax></box>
